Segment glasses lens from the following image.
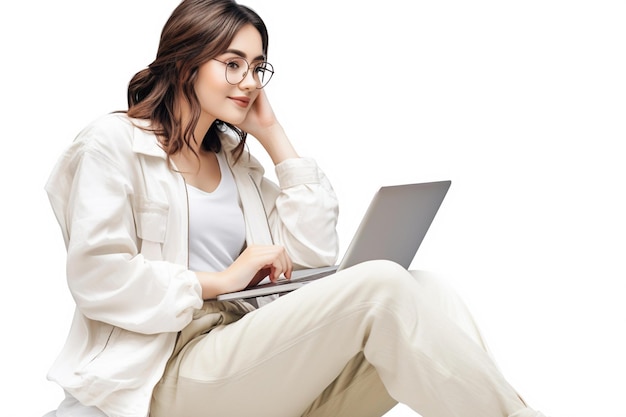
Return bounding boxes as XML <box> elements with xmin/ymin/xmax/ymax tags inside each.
<box><xmin>254</xmin><ymin>62</ymin><xmax>274</xmax><ymax>88</ymax></box>
<box><xmin>223</xmin><ymin>58</ymin><xmax>274</xmax><ymax>88</ymax></box>
<box><xmin>224</xmin><ymin>57</ymin><xmax>246</xmax><ymax>85</ymax></box>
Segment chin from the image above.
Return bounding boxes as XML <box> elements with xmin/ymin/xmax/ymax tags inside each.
<box><xmin>218</xmin><ymin>113</ymin><xmax>248</xmax><ymax>126</ymax></box>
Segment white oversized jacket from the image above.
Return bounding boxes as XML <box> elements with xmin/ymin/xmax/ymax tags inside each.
<box><xmin>45</xmin><ymin>113</ymin><xmax>339</xmax><ymax>417</ymax></box>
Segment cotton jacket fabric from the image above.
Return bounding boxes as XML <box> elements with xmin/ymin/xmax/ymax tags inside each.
<box><xmin>45</xmin><ymin>113</ymin><xmax>339</xmax><ymax>417</ymax></box>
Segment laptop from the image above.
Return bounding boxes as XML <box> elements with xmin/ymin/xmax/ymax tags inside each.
<box><xmin>216</xmin><ymin>180</ymin><xmax>451</xmax><ymax>301</ymax></box>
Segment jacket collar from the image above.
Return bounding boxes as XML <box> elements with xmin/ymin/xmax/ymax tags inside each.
<box><xmin>129</xmin><ymin>118</ymin><xmax>169</xmax><ymax>159</ymax></box>
<box><xmin>127</xmin><ymin>117</ymin><xmax>273</xmax><ymax>245</ymax></box>
<box><xmin>128</xmin><ymin>118</ymin><xmax>259</xmax><ymax>171</ymax></box>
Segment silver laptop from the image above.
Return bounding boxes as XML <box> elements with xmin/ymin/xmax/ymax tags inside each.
<box><xmin>216</xmin><ymin>180</ymin><xmax>451</xmax><ymax>301</ymax></box>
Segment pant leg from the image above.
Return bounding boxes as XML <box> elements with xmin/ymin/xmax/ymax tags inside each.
<box><xmin>300</xmin><ymin>269</ymin><xmax>493</xmax><ymax>417</ymax></box>
<box><xmin>300</xmin><ymin>352</ymin><xmax>397</xmax><ymax>417</ymax></box>
<box><xmin>407</xmin><ymin>270</ymin><xmax>502</xmax><ymax>359</ymax></box>
<box><xmin>151</xmin><ymin>260</ymin><xmax>541</xmax><ymax>417</ymax></box>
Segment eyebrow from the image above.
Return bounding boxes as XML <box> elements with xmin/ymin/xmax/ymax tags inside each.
<box><xmin>222</xmin><ymin>48</ymin><xmax>266</xmax><ymax>62</ymax></box>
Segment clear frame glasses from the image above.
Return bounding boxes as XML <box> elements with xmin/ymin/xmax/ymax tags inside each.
<box><xmin>213</xmin><ymin>57</ymin><xmax>274</xmax><ymax>89</ymax></box>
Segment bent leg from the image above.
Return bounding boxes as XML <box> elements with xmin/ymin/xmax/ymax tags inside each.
<box><xmin>151</xmin><ymin>260</ymin><xmax>542</xmax><ymax>417</ymax></box>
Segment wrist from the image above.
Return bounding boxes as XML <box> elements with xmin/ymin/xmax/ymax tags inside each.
<box><xmin>196</xmin><ymin>271</ymin><xmax>229</xmax><ymax>300</ymax></box>
<box><xmin>256</xmin><ymin>124</ymin><xmax>299</xmax><ymax>165</ymax></box>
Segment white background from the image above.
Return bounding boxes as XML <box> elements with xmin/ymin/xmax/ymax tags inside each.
<box><xmin>1</xmin><ymin>1</ymin><xmax>624</xmax><ymax>416</ymax></box>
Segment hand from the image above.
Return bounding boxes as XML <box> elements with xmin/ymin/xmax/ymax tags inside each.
<box><xmin>237</xmin><ymin>89</ymin><xmax>279</xmax><ymax>142</ymax></box>
<box><xmin>195</xmin><ymin>245</ymin><xmax>292</xmax><ymax>299</ymax></box>
<box><xmin>248</xmin><ymin>267</ymin><xmax>271</xmax><ymax>288</ymax></box>
<box><xmin>227</xmin><ymin>244</ymin><xmax>293</xmax><ymax>289</ymax></box>
<box><xmin>237</xmin><ymin>90</ymin><xmax>299</xmax><ymax>165</ymax></box>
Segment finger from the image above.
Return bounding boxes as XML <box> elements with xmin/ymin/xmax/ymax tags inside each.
<box><xmin>267</xmin><ymin>258</ymin><xmax>284</xmax><ymax>283</ymax></box>
<box><xmin>273</xmin><ymin>246</ymin><xmax>292</xmax><ymax>280</ymax></box>
<box><xmin>274</xmin><ymin>249</ymin><xmax>293</xmax><ymax>281</ymax></box>
<box><xmin>249</xmin><ymin>268</ymin><xmax>270</xmax><ymax>287</ymax></box>
<box><xmin>268</xmin><ymin>261</ymin><xmax>285</xmax><ymax>283</ymax></box>
<box><xmin>283</xmin><ymin>254</ymin><xmax>293</xmax><ymax>280</ymax></box>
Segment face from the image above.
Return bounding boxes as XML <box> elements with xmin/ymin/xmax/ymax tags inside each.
<box><xmin>193</xmin><ymin>24</ymin><xmax>265</xmax><ymax>129</ymax></box>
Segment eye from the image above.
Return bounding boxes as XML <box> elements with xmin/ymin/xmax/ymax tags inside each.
<box><xmin>225</xmin><ymin>60</ymin><xmax>241</xmax><ymax>70</ymax></box>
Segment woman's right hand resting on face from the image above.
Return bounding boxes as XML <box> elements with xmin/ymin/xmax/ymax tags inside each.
<box><xmin>195</xmin><ymin>245</ymin><xmax>293</xmax><ymax>300</ymax></box>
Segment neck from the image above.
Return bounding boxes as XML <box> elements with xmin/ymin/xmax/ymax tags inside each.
<box><xmin>192</xmin><ymin>116</ymin><xmax>215</xmax><ymax>152</ymax></box>
<box><xmin>180</xmin><ymin>99</ymin><xmax>215</xmax><ymax>154</ymax></box>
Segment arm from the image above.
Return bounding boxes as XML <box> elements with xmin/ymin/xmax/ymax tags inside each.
<box><xmin>266</xmin><ymin>158</ymin><xmax>340</xmax><ymax>268</ymax></box>
<box><xmin>237</xmin><ymin>89</ymin><xmax>298</xmax><ymax>165</ymax></box>
<box><xmin>46</xmin><ymin>121</ymin><xmax>203</xmax><ymax>334</ymax></box>
<box><xmin>237</xmin><ymin>91</ymin><xmax>340</xmax><ymax>269</ymax></box>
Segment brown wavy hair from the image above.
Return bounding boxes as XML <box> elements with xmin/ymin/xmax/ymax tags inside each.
<box><xmin>126</xmin><ymin>0</ymin><xmax>269</xmax><ymax>161</ymax></box>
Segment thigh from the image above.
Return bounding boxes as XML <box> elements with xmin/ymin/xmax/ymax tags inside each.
<box><xmin>151</xmin><ymin>260</ymin><xmax>412</xmax><ymax>417</ymax></box>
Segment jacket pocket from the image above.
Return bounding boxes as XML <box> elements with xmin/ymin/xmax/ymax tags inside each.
<box><xmin>133</xmin><ymin>196</ymin><xmax>169</xmax><ymax>260</ymax></box>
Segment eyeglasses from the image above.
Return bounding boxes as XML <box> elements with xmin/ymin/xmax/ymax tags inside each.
<box><xmin>212</xmin><ymin>57</ymin><xmax>274</xmax><ymax>89</ymax></box>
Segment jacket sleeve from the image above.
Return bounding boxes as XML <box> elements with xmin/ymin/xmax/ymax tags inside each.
<box><xmin>46</xmin><ymin>127</ymin><xmax>202</xmax><ymax>335</ymax></box>
<box><xmin>261</xmin><ymin>157</ymin><xmax>340</xmax><ymax>269</ymax></box>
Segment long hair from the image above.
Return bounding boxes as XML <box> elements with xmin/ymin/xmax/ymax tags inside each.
<box><xmin>126</xmin><ymin>0</ymin><xmax>269</xmax><ymax>161</ymax></box>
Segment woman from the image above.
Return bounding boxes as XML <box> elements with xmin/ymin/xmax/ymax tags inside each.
<box><xmin>44</xmin><ymin>0</ymin><xmax>548</xmax><ymax>416</ymax></box>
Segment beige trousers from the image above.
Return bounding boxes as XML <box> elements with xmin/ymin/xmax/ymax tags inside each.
<box><xmin>151</xmin><ymin>260</ymin><xmax>543</xmax><ymax>417</ymax></box>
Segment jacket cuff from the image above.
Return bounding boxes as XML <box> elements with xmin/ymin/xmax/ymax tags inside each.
<box><xmin>275</xmin><ymin>157</ymin><xmax>320</xmax><ymax>188</ymax></box>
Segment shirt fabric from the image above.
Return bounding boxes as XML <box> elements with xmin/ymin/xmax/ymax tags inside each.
<box><xmin>187</xmin><ymin>150</ymin><xmax>246</xmax><ymax>273</ymax></box>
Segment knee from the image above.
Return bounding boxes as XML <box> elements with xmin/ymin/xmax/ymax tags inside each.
<box><xmin>409</xmin><ymin>270</ymin><xmax>466</xmax><ymax>311</ymax></box>
<box><xmin>361</xmin><ymin>259</ymin><xmax>410</xmax><ymax>279</ymax></box>
<box><xmin>350</xmin><ymin>259</ymin><xmax>416</xmax><ymax>296</ymax></box>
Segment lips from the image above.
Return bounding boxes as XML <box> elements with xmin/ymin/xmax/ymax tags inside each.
<box><xmin>229</xmin><ymin>96</ymin><xmax>250</xmax><ymax>108</ymax></box>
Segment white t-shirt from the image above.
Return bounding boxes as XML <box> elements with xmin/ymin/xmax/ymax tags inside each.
<box><xmin>187</xmin><ymin>150</ymin><xmax>246</xmax><ymax>272</ymax></box>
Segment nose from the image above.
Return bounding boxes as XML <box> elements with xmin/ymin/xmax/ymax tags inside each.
<box><xmin>238</xmin><ymin>69</ymin><xmax>258</xmax><ymax>90</ymax></box>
